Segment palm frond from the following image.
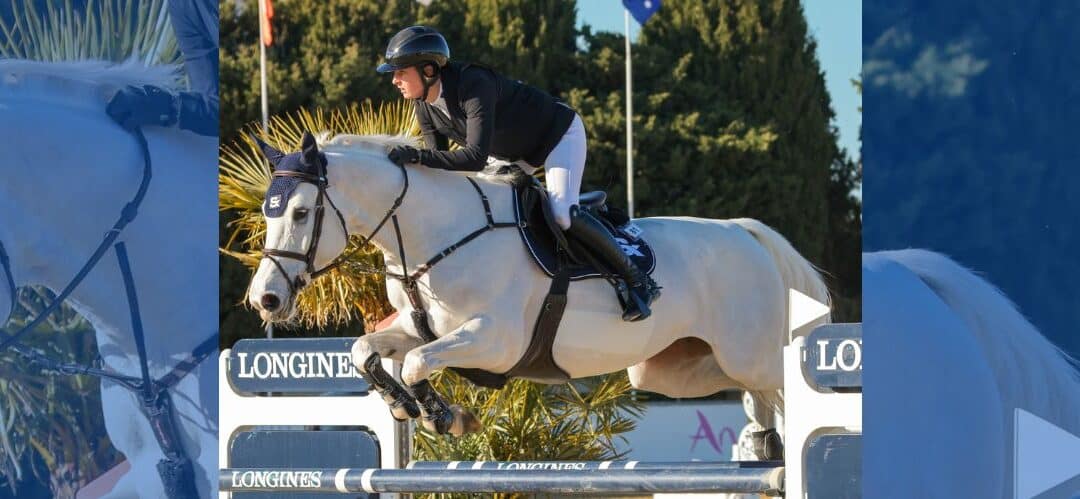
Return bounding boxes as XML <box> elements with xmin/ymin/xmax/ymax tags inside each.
<box><xmin>219</xmin><ymin>101</ymin><xmax>419</xmax><ymax>330</ymax></box>
<box><xmin>0</xmin><ymin>0</ymin><xmax>177</xmax><ymax>65</ymax></box>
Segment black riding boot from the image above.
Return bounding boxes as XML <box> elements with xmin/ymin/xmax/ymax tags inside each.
<box><xmin>566</xmin><ymin>205</ymin><xmax>660</xmax><ymax>321</ymax></box>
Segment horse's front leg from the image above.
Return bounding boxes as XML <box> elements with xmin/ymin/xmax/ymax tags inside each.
<box><xmin>350</xmin><ymin>320</ymin><xmax>424</xmax><ymax>422</ymax></box>
<box><xmin>401</xmin><ymin>315</ymin><xmax>506</xmax><ymax>436</ymax></box>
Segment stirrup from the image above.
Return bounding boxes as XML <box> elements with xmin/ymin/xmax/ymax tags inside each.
<box><xmin>621</xmin><ymin>284</ymin><xmax>654</xmax><ymax>322</ymax></box>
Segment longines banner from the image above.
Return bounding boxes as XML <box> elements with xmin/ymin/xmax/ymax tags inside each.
<box><xmin>226</xmin><ymin>338</ymin><xmax>373</xmax><ymax>394</ymax></box>
<box><xmin>803</xmin><ymin>323</ymin><xmax>862</xmax><ymax>391</ymax></box>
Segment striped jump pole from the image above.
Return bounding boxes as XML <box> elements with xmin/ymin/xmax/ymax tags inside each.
<box><xmin>406</xmin><ymin>460</ymin><xmax>784</xmax><ymax>471</ymax></box>
<box><xmin>220</xmin><ymin>465</ymin><xmax>785</xmax><ymax>495</ymax></box>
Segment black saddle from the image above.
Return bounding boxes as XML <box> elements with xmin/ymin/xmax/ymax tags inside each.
<box><xmin>512</xmin><ymin>177</ymin><xmax>656</xmax><ymax>280</ymax></box>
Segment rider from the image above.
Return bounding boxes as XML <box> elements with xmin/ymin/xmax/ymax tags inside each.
<box><xmin>105</xmin><ymin>0</ymin><xmax>218</xmax><ymax>136</ymax></box>
<box><xmin>377</xmin><ymin>25</ymin><xmax>659</xmax><ymax>321</ymax></box>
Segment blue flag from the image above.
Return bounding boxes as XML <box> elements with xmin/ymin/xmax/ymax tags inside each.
<box><xmin>622</xmin><ymin>0</ymin><xmax>661</xmax><ymax>25</ymax></box>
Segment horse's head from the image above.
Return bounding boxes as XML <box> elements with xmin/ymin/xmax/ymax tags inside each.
<box><xmin>248</xmin><ymin>132</ymin><xmax>350</xmax><ymax>322</ymax></box>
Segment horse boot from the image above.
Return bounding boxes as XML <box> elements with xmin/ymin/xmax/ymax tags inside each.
<box><xmin>566</xmin><ymin>205</ymin><xmax>660</xmax><ymax>321</ymax></box>
<box><xmin>362</xmin><ymin>353</ymin><xmax>421</xmax><ymax>421</ymax></box>
<box><xmin>409</xmin><ymin>379</ymin><xmax>455</xmax><ymax>434</ymax></box>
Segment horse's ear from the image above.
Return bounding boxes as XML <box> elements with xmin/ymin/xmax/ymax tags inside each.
<box><xmin>252</xmin><ymin>134</ymin><xmax>285</xmax><ymax>168</ymax></box>
<box><xmin>300</xmin><ymin>132</ymin><xmax>322</xmax><ymax>167</ymax></box>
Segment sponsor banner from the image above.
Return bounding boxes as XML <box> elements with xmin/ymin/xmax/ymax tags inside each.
<box><xmin>227</xmin><ymin>338</ymin><xmax>371</xmax><ymax>394</ymax></box>
<box><xmin>616</xmin><ymin>401</ymin><xmax>747</xmax><ymax>461</ymax></box>
<box><xmin>804</xmin><ymin>323</ymin><xmax>862</xmax><ymax>391</ymax></box>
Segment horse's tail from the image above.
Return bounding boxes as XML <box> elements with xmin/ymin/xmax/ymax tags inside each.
<box><xmin>886</xmin><ymin>249</ymin><xmax>1080</xmax><ymax>435</ymax></box>
<box><xmin>730</xmin><ymin>218</ymin><xmax>831</xmax><ymax>330</ymax></box>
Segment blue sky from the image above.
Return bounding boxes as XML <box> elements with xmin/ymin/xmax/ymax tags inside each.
<box><xmin>577</xmin><ymin>0</ymin><xmax>862</xmax><ymax>159</ymax></box>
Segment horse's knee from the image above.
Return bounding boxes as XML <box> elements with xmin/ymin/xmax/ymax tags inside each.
<box><xmin>350</xmin><ymin>338</ymin><xmax>373</xmax><ymax>372</ymax></box>
<box><xmin>401</xmin><ymin>349</ymin><xmax>430</xmax><ymax>385</ymax></box>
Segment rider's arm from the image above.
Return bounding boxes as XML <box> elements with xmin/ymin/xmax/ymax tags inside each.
<box><xmin>416</xmin><ymin>104</ymin><xmax>450</xmax><ymax>151</ymax></box>
<box><xmin>168</xmin><ymin>0</ymin><xmax>219</xmax><ymax>136</ymax></box>
<box><xmin>418</xmin><ymin>70</ymin><xmax>495</xmax><ymax>172</ymax></box>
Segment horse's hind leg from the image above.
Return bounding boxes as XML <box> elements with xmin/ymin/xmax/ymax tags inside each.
<box><xmin>350</xmin><ymin>325</ymin><xmax>424</xmax><ymax>421</ymax></box>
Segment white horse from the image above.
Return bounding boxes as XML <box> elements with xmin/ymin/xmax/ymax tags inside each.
<box><xmin>0</xmin><ymin>60</ymin><xmax>217</xmax><ymax>498</ymax></box>
<box><xmin>247</xmin><ymin>132</ymin><xmax>829</xmax><ymax>439</ymax></box>
<box><xmin>864</xmin><ymin>249</ymin><xmax>1080</xmax><ymax>498</ymax></box>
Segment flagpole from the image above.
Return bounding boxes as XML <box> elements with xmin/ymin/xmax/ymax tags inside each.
<box><xmin>624</xmin><ymin>8</ymin><xmax>634</xmax><ymax>219</ymax></box>
<box><xmin>258</xmin><ymin>0</ymin><xmax>269</xmax><ymax>134</ymax></box>
<box><xmin>258</xmin><ymin>0</ymin><xmax>271</xmax><ymax>340</ymax></box>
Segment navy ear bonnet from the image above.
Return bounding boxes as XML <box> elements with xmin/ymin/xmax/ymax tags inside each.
<box><xmin>257</xmin><ymin>132</ymin><xmax>327</xmax><ymax>218</ymax></box>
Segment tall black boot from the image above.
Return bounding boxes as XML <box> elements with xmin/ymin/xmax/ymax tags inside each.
<box><xmin>566</xmin><ymin>205</ymin><xmax>660</xmax><ymax>321</ymax></box>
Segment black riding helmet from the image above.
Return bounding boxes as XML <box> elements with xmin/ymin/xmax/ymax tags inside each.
<box><xmin>377</xmin><ymin>26</ymin><xmax>450</xmax><ymax>103</ymax></box>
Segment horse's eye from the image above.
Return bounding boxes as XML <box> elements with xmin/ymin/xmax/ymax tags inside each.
<box><xmin>293</xmin><ymin>208</ymin><xmax>309</xmax><ymax>222</ymax></box>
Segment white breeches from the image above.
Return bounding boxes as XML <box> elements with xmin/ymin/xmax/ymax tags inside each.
<box><xmin>540</xmin><ymin>113</ymin><xmax>587</xmax><ymax>230</ymax></box>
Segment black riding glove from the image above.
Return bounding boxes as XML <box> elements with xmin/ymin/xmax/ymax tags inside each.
<box><xmin>387</xmin><ymin>145</ymin><xmax>421</xmax><ymax>166</ymax></box>
<box><xmin>106</xmin><ymin>85</ymin><xmax>178</xmax><ymax>130</ymax></box>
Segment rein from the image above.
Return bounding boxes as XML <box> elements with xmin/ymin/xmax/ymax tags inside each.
<box><xmin>0</xmin><ymin>128</ymin><xmax>153</xmax><ymax>352</ymax></box>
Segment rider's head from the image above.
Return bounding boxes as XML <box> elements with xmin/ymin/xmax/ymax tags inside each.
<box><xmin>376</xmin><ymin>26</ymin><xmax>449</xmax><ymax>102</ymax></box>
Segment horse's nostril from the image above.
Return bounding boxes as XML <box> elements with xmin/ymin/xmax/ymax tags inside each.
<box><xmin>261</xmin><ymin>293</ymin><xmax>281</xmax><ymax>311</ymax></box>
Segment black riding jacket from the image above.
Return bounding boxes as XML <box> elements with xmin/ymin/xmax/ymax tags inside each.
<box><xmin>415</xmin><ymin>62</ymin><xmax>576</xmax><ymax>171</ymax></box>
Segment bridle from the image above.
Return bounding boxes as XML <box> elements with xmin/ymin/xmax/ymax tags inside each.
<box><xmin>259</xmin><ymin>152</ymin><xmax>410</xmax><ymax>300</ymax></box>
<box><xmin>257</xmin><ymin>143</ymin><xmax>520</xmax><ymax>348</ymax></box>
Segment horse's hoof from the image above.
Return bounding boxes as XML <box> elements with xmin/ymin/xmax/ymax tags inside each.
<box><xmin>752</xmin><ymin>428</ymin><xmax>785</xmax><ymax>460</ymax></box>
<box><xmin>449</xmin><ymin>405</ymin><xmax>483</xmax><ymax>436</ymax></box>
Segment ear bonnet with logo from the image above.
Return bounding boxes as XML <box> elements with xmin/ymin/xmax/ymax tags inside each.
<box><xmin>257</xmin><ymin>132</ymin><xmax>327</xmax><ymax>218</ymax></box>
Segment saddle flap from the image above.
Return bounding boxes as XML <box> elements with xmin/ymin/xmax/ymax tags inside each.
<box><xmin>513</xmin><ymin>183</ymin><xmax>656</xmax><ymax>281</ymax></box>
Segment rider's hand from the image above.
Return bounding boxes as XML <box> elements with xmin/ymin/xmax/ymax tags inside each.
<box><xmin>387</xmin><ymin>145</ymin><xmax>421</xmax><ymax>166</ymax></box>
<box><xmin>106</xmin><ymin>85</ymin><xmax>178</xmax><ymax>130</ymax></box>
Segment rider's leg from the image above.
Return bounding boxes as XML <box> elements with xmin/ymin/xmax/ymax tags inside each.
<box><xmin>542</xmin><ymin>114</ymin><xmax>586</xmax><ymax>230</ymax></box>
<box><xmin>546</xmin><ymin>114</ymin><xmax>659</xmax><ymax>321</ymax></box>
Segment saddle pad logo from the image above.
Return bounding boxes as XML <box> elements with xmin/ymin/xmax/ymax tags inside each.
<box><xmin>616</xmin><ymin>237</ymin><xmax>645</xmax><ymax>257</ymax></box>
<box><xmin>264</xmin><ymin>176</ymin><xmax>303</xmax><ymax>218</ymax></box>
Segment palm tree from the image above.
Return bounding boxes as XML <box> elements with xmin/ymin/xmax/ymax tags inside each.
<box><xmin>0</xmin><ymin>0</ymin><xmax>176</xmax><ymax>495</ymax></box>
<box><xmin>220</xmin><ymin>104</ymin><xmax>645</xmax><ymax>486</ymax></box>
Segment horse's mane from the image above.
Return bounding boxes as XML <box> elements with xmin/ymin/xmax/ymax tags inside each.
<box><xmin>885</xmin><ymin>249</ymin><xmax>1080</xmax><ymax>429</ymax></box>
<box><xmin>318</xmin><ymin>133</ymin><xmax>524</xmax><ymax>187</ymax></box>
<box><xmin>0</xmin><ymin>59</ymin><xmax>179</xmax><ymax>111</ymax></box>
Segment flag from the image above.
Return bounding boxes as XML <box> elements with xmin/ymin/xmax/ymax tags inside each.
<box><xmin>260</xmin><ymin>0</ymin><xmax>274</xmax><ymax>47</ymax></box>
<box><xmin>622</xmin><ymin>0</ymin><xmax>661</xmax><ymax>25</ymax></box>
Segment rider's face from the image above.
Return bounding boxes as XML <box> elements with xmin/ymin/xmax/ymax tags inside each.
<box><xmin>392</xmin><ymin>66</ymin><xmax>438</xmax><ymax>101</ymax></box>
<box><xmin>392</xmin><ymin>67</ymin><xmax>424</xmax><ymax>99</ymax></box>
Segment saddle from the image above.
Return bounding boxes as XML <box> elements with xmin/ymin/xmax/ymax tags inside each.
<box><xmin>512</xmin><ymin>176</ymin><xmax>657</xmax><ymax>281</ymax></box>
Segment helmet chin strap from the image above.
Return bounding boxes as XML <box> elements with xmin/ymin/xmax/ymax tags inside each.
<box><xmin>416</xmin><ymin>62</ymin><xmax>441</xmax><ymax>102</ymax></box>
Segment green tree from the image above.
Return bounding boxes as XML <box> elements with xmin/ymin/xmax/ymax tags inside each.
<box><xmin>573</xmin><ymin>0</ymin><xmax>860</xmax><ymax>319</ymax></box>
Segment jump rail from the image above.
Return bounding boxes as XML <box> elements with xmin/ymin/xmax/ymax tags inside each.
<box><xmin>219</xmin><ymin>466</ymin><xmax>786</xmax><ymax>495</ymax></box>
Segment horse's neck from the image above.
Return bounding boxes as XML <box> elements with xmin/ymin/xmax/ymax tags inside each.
<box><xmin>337</xmin><ymin>163</ymin><xmax>513</xmax><ymax>272</ymax></box>
<box><xmin>1</xmin><ymin>97</ymin><xmax>216</xmax><ymax>374</ymax></box>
